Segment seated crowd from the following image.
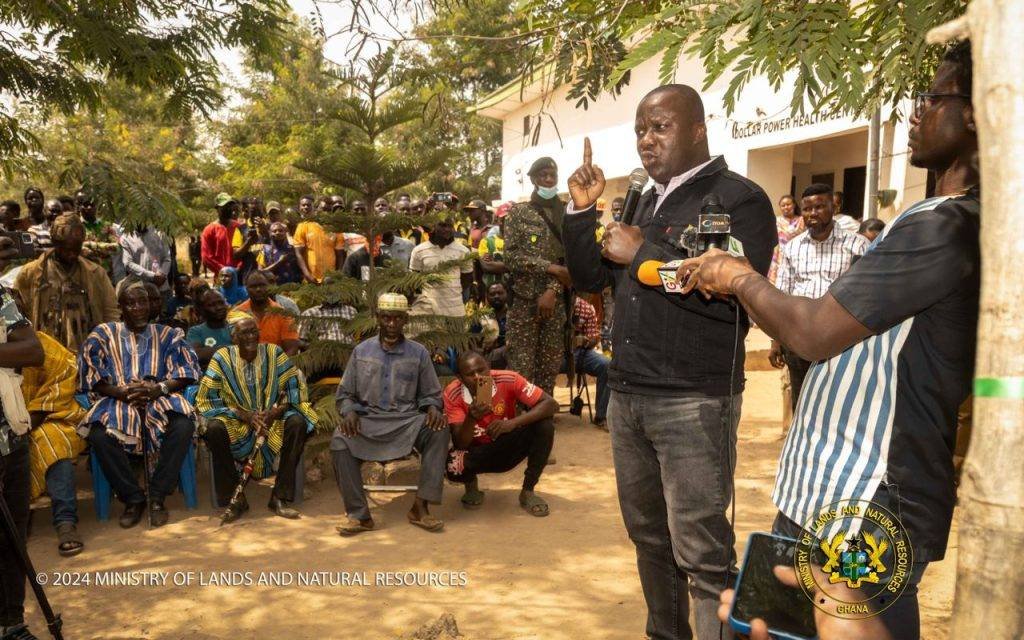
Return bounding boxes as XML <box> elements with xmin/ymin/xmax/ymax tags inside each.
<box><xmin>0</xmin><ymin>186</ymin><xmax>614</xmax><ymax>563</ymax></box>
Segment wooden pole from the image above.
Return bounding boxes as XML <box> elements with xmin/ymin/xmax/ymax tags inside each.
<box><xmin>937</xmin><ymin>2</ymin><xmax>1024</xmax><ymax>636</ymax></box>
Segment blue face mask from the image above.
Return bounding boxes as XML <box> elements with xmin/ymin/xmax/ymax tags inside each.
<box><xmin>536</xmin><ymin>185</ymin><xmax>559</xmax><ymax>200</ymax></box>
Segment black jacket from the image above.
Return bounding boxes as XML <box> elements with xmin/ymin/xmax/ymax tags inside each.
<box><xmin>563</xmin><ymin>156</ymin><xmax>776</xmax><ymax>396</ymax></box>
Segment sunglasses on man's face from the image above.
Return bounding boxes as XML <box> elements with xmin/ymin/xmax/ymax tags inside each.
<box><xmin>913</xmin><ymin>92</ymin><xmax>971</xmax><ymax>119</ymax></box>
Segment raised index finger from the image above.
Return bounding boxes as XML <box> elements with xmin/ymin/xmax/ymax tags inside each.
<box><xmin>583</xmin><ymin>137</ymin><xmax>592</xmax><ymax>167</ymax></box>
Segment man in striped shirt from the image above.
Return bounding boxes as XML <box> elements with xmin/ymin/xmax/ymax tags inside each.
<box><xmin>771</xmin><ymin>183</ymin><xmax>867</xmax><ymax>410</ymax></box>
<box><xmin>679</xmin><ymin>41</ymin><xmax>978</xmax><ymax>639</ymax></box>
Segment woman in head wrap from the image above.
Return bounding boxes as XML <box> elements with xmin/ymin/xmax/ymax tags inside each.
<box><xmin>216</xmin><ymin>266</ymin><xmax>248</xmax><ymax>305</ymax></box>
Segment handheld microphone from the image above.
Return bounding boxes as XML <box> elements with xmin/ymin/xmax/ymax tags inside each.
<box><xmin>620</xmin><ymin>168</ymin><xmax>649</xmax><ymax>225</ymax></box>
<box><xmin>637</xmin><ymin>260</ymin><xmax>666</xmax><ymax>286</ymax></box>
<box><xmin>637</xmin><ymin>259</ymin><xmax>686</xmax><ymax>293</ymax></box>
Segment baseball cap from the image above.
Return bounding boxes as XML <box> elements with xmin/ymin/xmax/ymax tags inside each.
<box><xmin>464</xmin><ymin>199</ymin><xmax>488</xmax><ymax>211</ymax></box>
<box><xmin>266</xmin><ymin>200</ymin><xmax>282</xmax><ymax>213</ymax></box>
<box><xmin>215</xmin><ymin>192</ymin><xmax>238</xmax><ymax>208</ymax></box>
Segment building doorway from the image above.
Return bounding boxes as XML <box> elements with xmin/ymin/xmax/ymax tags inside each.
<box><xmin>746</xmin><ymin>128</ymin><xmax>869</xmax><ymax>212</ymax></box>
<box><xmin>842</xmin><ymin>166</ymin><xmax>866</xmax><ymax>216</ymax></box>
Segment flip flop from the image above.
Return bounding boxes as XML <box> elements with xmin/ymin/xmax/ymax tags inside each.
<box><xmin>407</xmin><ymin>512</ymin><xmax>445</xmax><ymax>532</ymax></box>
<box><xmin>336</xmin><ymin>519</ymin><xmax>375</xmax><ymax>536</ymax></box>
<box><xmin>520</xmin><ymin>492</ymin><xmax>550</xmax><ymax>518</ymax></box>
<box><xmin>56</xmin><ymin>522</ymin><xmax>84</xmax><ymax>557</ymax></box>
<box><xmin>460</xmin><ymin>487</ymin><xmax>485</xmax><ymax>509</ymax></box>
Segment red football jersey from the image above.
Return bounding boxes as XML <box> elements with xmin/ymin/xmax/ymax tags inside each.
<box><xmin>443</xmin><ymin>370</ymin><xmax>544</xmax><ymax>447</ymax></box>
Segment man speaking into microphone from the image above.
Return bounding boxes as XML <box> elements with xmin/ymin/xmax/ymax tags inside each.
<box><xmin>562</xmin><ymin>84</ymin><xmax>775</xmax><ymax>640</ymax></box>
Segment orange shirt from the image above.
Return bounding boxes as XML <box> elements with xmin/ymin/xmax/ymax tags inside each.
<box><xmin>233</xmin><ymin>299</ymin><xmax>299</xmax><ymax>347</ymax></box>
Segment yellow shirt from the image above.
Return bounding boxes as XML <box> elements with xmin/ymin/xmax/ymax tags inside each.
<box><xmin>292</xmin><ymin>221</ymin><xmax>337</xmax><ymax>283</ymax></box>
<box><xmin>477</xmin><ymin>234</ymin><xmax>505</xmax><ymax>258</ymax></box>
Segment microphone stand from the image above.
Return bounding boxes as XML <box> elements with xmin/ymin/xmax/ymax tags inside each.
<box><xmin>0</xmin><ymin>455</ymin><xmax>64</xmax><ymax>640</ymax></box>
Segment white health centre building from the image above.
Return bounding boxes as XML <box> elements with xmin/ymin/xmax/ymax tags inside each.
<box><xmin>475</xmin><ymin>53</ymin><xmax>931</xmax><ymax>222</ymax></box>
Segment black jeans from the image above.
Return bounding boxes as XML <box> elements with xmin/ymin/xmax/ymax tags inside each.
<box><xmin>446</xmin><ymin>418</ymin><xmax>554</xmax><ymax>491</ymax></box>
<box><xmin>783</xmin><ymin>347</ymin><xmax>811</xmax><ymax>411</ymax></box>
<box><xmin>0</xmin><ymin>442</ymin><xmax>30</xmax><ymax>627</ymax></box>
<box><xmin>609</xmin><ymin>391</ymin><xmax>742</xmax><ymax>640</ymax></box>
<box><xmin>203</xmin><ymin>415</ymin><xmax>308</xmax><ymax>507</ymax></box>
<box><xmin>772</xmin><ymin>512</ymin><xmax>928</xmax><ymax>640</ymax></box>
<box><xmin>85</xmin><ymin>412</ymin><xmax>195</xmax><ymax>504</ymax></box>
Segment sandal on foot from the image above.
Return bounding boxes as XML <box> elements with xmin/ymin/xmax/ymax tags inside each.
<box><xmin>460</xmin><ymin>487</ymin><xmax>485</xmax><ymax>509</ymax></box>
<box><xmin>520</xmin><ymin>492</ymin><xmax>550</xmax><ymax>517</ymax></box>
<box><xmin>55</xmin><ymin>522</ymin><xmax>84</xmax><ymax>557</ymax></box>
<box><xmin>336</xmin><ymin>519</ymin><xmax>375</xmax><ymax>536</ymax></box>
<box><xmin>407</xmin><ymin>512</ymin><xmax>444</xmax><ymax>532</ymax></box>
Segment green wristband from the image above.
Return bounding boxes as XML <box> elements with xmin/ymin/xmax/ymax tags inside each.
<box><xmin>973</xmin><ymin>377</ymin><xmax>1024</xmax><ymax>399</ymax></box>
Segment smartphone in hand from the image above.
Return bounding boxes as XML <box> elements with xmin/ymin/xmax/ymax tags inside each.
<box><xmin>730</xmin><ymin>533</ymin><xmax>816</xmax><ymax>640</ymax></box>
<box><xmin>475</xmin><ymin>374</ymin><xmax>494</xmax><ymax>409</ymax></box>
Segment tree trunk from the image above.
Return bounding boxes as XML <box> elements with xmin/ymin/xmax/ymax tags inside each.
<box><xmin>949</xmin><ymin>1</ymin><xmax>1024</xmax><ymax>636</ymax></box>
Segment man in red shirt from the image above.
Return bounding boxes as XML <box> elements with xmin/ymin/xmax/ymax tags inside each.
<box><xmin>201</xmin><ymin>193</ymin><xmax>241</xmax><ymax>274</ymax></box>
<box><xmin>443</xmin><ymin>351</ymin><xmax>557</xmax><ymax>517</ymax></box>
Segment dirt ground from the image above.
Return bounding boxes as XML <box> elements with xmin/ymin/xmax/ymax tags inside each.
<box><xmin>21</xmin><ymin>332</ymin><xmax>956</xmax><ymax>639</ymax></box>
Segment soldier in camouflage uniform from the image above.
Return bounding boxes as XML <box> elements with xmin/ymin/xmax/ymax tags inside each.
<box><xmin>504</xmin><ymin>157</ymin><xmax>574</xmax><ymax>395</ymax></box>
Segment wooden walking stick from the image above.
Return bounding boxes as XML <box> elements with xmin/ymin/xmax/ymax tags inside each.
<box><xmin>219</xmin><ymin>395</ymin><xmax>286</xmax><ymax>526</ymax></box>
<box><xmin>134</xmin><ymin>381</ymin><xmax>157</xmax><ymax>528</ymax></box>
<box><xmin>218</xmin><ymin>425</ymin><xmax>267</xmax><ymax>526</ymax></box>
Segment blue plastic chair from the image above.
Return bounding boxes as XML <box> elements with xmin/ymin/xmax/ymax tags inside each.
<box><xmin>76</xmin><ymin>390</ymin><xmax>199</xmax><ymax>521</ymax></box>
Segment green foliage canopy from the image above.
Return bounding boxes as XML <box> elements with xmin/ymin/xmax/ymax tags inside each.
<box><xmin>513</xmin><ymin>0</ymin><xmax>969</xmax><ymax>117</ymax></box>
<box><xmin>0</xmin><ymin>0</ymin><xmax>290</xmax><ymax>176</ymax></box>
<box><xmin>0</xmin><ymin>0</ymin><xmax>294</xmax><ymax>231</ymax></box>
<box><xmin>1</xmin><ymin>82</ymin><xmax>217</xmax><ymax>232</ymax></box>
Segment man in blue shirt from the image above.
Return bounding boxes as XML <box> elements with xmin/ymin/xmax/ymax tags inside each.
<box><xmin>258</xmin><ymin>222</ymin><xmax>303</xmax><ymax>285</ymax></box>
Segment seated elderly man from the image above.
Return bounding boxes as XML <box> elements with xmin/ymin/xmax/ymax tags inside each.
<box><xmin>77</xmin><ymin>282</ymin><xmax>202</xmax><ymax>528</ymax></box>
<box><xmin>25</xmin><ymin>331</ymin><xmax>88</xmax><ymax>556</ymax></box>
<box><xmin>443</xmin><ymin>351</ymin><xmax>557</xmax><ymax>516</ymax></box>
<box><xmin>196</xmin><ymin>314</ymin><xmax>317</xmax><ymax>522</ymax></box>
<box><xmin>333</xmin><ymin>293</ymin><xmax>449</xmax><ymax>535</ymax></box>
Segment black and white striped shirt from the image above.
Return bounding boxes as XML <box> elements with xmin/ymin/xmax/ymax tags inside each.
<box><xmin>775</xmin><ymin>225</ymin><xmax>868</xmax><ymax>299</ymax></box>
